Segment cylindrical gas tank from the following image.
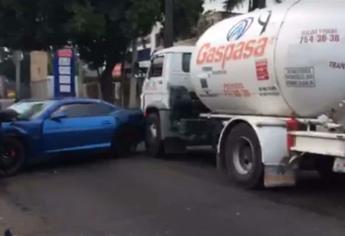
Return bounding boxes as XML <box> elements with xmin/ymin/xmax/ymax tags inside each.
<box><xmin>191</xmin><ymin>0</ymin><xmax>345</xmax><ymax>121</ymax></box>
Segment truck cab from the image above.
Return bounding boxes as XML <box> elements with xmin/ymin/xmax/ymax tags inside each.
<box><xmin>141</xmin><ymin>46</ymin><xmax>213</xmax><ymax>157</ymax></box>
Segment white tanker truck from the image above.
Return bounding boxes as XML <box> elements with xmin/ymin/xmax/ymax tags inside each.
<box><xmin>141</xmin><ymin>0</ymin><xmax>345</xmax><ymax>188</ymax></box>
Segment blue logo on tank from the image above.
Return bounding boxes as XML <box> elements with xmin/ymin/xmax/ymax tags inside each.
<box><xmin>227</xmin><ymin>17</ymin><xmax>254</xmax><ymax>41</ymax></box>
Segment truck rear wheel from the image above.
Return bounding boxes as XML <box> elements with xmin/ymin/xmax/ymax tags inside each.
<box><xmin>224</xmin><ymin>123</ymin><xmax>263</xmax><ymax>189</ymax></box>
<box><xmin>145</xmin><ymin>113</ymin><xmax>165</xmax><ymax>157</ymax></box>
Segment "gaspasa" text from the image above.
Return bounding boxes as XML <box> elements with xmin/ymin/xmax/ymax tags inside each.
<box><xmin>196</xmin><ymin>37</ymin><xmax>269</xmax><ymax>69</ymax></box>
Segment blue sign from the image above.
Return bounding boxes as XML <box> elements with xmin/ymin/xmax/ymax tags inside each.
<box><xmin>53</xmin><ymin>48</ymin><xmax>76</xmax><ymax>98</ymax></box>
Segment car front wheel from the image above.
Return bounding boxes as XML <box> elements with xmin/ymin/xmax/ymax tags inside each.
<box><xmin>0</xmin><ymin>137</ymin><xmax>26</xmax><ymax>177</ymax></box>
<box><xmin>112</xmin><ymin>125</ymin><xmax>139</xmax><ymax>157</ymax></box>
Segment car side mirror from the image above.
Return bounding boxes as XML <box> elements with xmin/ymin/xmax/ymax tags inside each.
<box><xmin>50</xmin><ymin>111</ymin><xmax>67</xmax><ymax>121</ymax></box>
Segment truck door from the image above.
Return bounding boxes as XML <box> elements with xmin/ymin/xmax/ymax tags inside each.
<box><xmin>169</xmin><ymin>52</ymin><xmax>192</xmax><ymax>89</ymax></box>
<box><xmin>141</xmin><ymin>55</ymin><xmax>168</xmax><ymax>110</ymax></box>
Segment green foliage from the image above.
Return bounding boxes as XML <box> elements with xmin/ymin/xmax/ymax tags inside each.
<box><xmin>223</xmin><ymin>0</ymin><xmax>245</xmax><ymax>12</ymax></box>
<box><xmin>126</xmin><ymin>0</ymin><xmax>161</xmax><ymax>37</ymax></box>
<box><xmin>0</xmin><ymin>0</ymin><xmax>161</xmax><ymax>67</ymax></box>
<box><xmin>0</xmin><ymin>0</ymin><xmax>202</xmax><ymax>101</ymax></box>
<box><xmin>65</xmin><ymin>0</ymin><xmax>161</xmax><ymax>70</ymax></box>
<box><xmin>0</xmin><ymin>0</ymin><xmax>70</xmax><ymax>50</ymax></box>
<box><xmin>224</xmin><ymin>0</ymin><xmax>282</xmax><ymax>12</ymax></box>
<box><xmin>161</xmin><ymin>0</ymin><xmax>203</xmax><ymax>39</ymax></box>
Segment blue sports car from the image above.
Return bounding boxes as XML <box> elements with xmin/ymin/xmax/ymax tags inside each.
<box><xmin>0</xmin><ymin>98</ymin><xmax>145</xmax><ymax>176</ymax></box>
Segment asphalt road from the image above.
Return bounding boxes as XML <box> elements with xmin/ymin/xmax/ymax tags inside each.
<box><xmin>1</xmin><ymin>151</ymin><xmax>345</xmax><ymax>236</ymax></box>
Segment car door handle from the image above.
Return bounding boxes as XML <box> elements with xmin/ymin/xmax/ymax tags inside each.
<box><xmin>101</xmin><ymin>121</ymin><xmax>112</xmax><ymax>125</ymax></box>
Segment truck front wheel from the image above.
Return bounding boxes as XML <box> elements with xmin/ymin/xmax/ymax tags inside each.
<box><xmin>224</xmin><ymin>123</ymin><xmax>263</xmax><ymax>189</ymax></box>
<box><xmin>145</xmin><ymin>113</ymin><xmax>165</xmax><ymax>157</ymax></box>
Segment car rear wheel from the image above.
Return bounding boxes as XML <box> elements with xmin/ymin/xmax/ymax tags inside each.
<box><xmin>0</xmin><ymin>137</ymin><xmax>26</xmax><ymax>177</ymax></box>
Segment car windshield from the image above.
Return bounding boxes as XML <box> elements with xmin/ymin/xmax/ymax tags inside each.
<box><xmin>8</xmin><ymin>101</ymin><xmax>53</xmax><ymax>120</ymax></box>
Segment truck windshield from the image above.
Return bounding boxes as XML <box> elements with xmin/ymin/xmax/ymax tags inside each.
<box><xmin>182</xmin><ymin>53</ymin><xmax>191</xmax><ymax>73</ymax></box>
<box><xmin>149</xmin><ymin>56</ymin><xmax>164</xmax><ymax>77</ymax></box>
<box><xmin>8</xmin><ymin>101</ymin><xmax>53</xmax><ymax>120</ymax></box>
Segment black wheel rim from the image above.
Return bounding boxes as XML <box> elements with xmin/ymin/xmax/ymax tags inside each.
<box><xmin>232</xmin><ymin>137</ymin><xmax>254</xmax><ymax>176</ymax></box>
<box><xmin>0</xmin><ymin>145</ymin><xmax>20</xmax><ymax>172</ymax></box>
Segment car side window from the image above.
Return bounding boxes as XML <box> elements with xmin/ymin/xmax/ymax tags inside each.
<box><xmin>149</xmin><ymin>56</ymin><xmax>164</xmax><ymax>78</ymax></box>
<box><xmin>84</xmin><ymin>103</ymin><xmax>114</xmax><ymax>116</ymax></box>
<box><xmin>53</xmin><ymin>104</ymin><xmax>88</xmax><ymax>118</ymax></box>
<box><xmin>52</xmin><ymin>103</ymin><xmax>114</xmax><ymax>118</ymax></box>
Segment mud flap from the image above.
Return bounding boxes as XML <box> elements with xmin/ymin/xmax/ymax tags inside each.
<box><xmin>264</xmin><ymin>165</ymin><xmax>297</xmax><ymax>188</ymax></box>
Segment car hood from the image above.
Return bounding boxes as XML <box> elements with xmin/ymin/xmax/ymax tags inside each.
<box><xmin>2</xmin><ymin>122</ymin><xmax>22</xmax><ymax>133</ymax></box>
<box><xmin>1</xmin><ymin>120</ymin><xmax>39</xmax><ymax>135</ymax></box>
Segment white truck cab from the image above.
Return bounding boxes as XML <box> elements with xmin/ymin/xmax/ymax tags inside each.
<box><xmin>141</xmin><ymin>46</ymin><xmax>214</xmax><ymax>157</ymax></box>
<box><xmin>141</xmin><ymin>46</ymin><xmax>194</xmax><ymax>112</ymax></box>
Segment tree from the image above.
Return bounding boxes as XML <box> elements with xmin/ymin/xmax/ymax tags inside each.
<box><xmin>224</xmin><ymin>0</ymin><xmax>282</xmax><ymax>12</ymax></box>
<box><xmin>249</xmin><ymin>0</ymin><xmax>266</xmax><ymax>10</ymax></box>
<box><xmin>0</xmin><ymin>0</ymin><xmax>161</xmax><ymax>102</ymax></box>
<box><xmin>0</xmin><ymin>0</ymin><xmax>203</xmax><ymax>102</ymax></box>
<box><xmin>172</xmin><ymin>0</ymin><xmax>204</xmax><ymax>39</ymax></box>
<box><xmin>224</xmin><ymin>0</ymin><xmax>246</xmax><ymax>12</ymax></box>
<box><xmin>0</xmin><ymin>1</ymin><xmax>71</xmax><ymax>50</ymax></box>
<box><xmin>60</xmin><ymin>0</ymin><xmax>162</xmax><ymax>102</ymax></box>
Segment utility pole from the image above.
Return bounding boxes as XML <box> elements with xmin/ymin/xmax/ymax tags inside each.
<box><xmin>164</xmin><ymin>0</ymin><xmax>174</xmax><ymax>48</ymax></box>
<box><xmin>12</xmin><ymin>50</ymin><xmax>23</xmax><ymax>101</ymax></box>
<box><xmin>129</xmin><ymin>40</ymin><xmax>138</xmax><ymax>108</ymax></box>
<box><xmin>77</xmin><ymin>58</ymin><xmax>85</xmax><ymax>97</ymax></box>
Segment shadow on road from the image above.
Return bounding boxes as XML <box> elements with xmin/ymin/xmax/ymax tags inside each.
<box><xmin>164</xmin><ymin>150</ymin><xmax>217</xmax><ymax>167</ymax></box>
<box><xmin>257</xmin><ymin>172</ymin><xmax>345</xmax><ymax>220</ymax></box>
<box><xmin>4</xmin><ymin>149</ymin><xmax>345</xmax><ymax>221</ymax></box>
<box><xmin>159</xmin><ymin>150</ymin><xmax>345</xmax><ymax>220</ymax></box>
<box><xmin>20</xmin><ymin>152</ymin><xmax>130</xmax><ymax>176</ymax></box>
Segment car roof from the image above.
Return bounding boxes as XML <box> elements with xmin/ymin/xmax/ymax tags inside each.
<box><xmin>19</xmin><ymin>97</ymin><xmax>113</xmax><ymax>105</ymax></box>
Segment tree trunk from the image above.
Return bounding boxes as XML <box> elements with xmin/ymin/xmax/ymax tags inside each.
<box><xmin>164</xmin><ymin>0</ymin><xmax>174</xmax><ymax>47</ymax></box>
<box><xmin>99</xmin><ymin>62</ymin><xmax>115</xmax><ymax>103</ymax></box>
<box><xmin>249</xmin><ymin>0</ymin><xmax>266</xmax><ymax>11</ymax></box>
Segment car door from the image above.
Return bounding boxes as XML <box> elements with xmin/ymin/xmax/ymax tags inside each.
<box><xmin>42</xmin><ymin>102</ymin><xmax>116</xmax><ymax>154</ymax></box>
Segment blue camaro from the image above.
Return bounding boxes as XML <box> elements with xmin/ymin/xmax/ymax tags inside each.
<box><xmin>0</xmin><ymin>98</ymin><xmax>145</xmax><ymax>176</ymax></box>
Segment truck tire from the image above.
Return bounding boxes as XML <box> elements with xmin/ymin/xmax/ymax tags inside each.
<box><xmin>145</xmin><ymin>113</ymin><xmax>165</xmax><ymax>157</ymax></box>
<box><xmin>224</xmin><ymin>123</ymin><xmax>263</xmax><ymax>189</ymax></box>
<box><xmin>0</xmin><ymin>137</ymin><xmax>26</xmax><ymax>177</ymax></box>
